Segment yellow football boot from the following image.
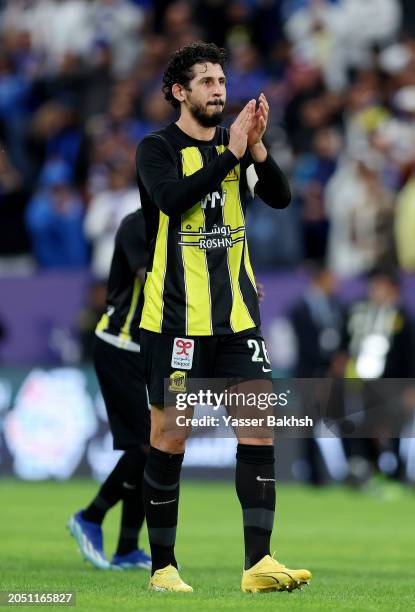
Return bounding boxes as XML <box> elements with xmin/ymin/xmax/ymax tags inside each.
<box><xmin>241</xmin><ymin>554</ymin><xmax>311</xmax><ymax>593</ymax></box>
<box><xmin>149</xmin><ymin>564</ymin><xmax>193</xmax><ymax>592</ymax></box>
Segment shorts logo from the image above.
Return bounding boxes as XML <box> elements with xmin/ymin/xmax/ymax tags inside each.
<box><xmin>169</xmin><ymin>371</ymin><xmax>187</xmax><ymax>393</ymax></box>
<box><xmin>171</xmin><ymin>337</ymin><xmax>194</xmax><ymax>370</ymax></box>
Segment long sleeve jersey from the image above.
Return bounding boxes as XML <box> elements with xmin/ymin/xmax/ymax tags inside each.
<box><xmin>136</xmin><ymin>122</ymin><xmax>291</xmax><ymax>336</ymax></box>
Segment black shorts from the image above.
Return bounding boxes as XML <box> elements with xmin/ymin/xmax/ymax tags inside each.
<box><xmin>140</xmin><ymin>327</ymin><xmax>272</xmax><ymax>405</ymax></box>
<box><xmin>93</xmin><ymin>336</ymin><xmax>150</xmax><ymax>449</ymax></box>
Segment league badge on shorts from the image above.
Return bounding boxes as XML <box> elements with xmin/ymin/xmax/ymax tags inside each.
<box><xmin>168</xmin><ymin>371</ymin><xmax>187</xmax><ymax>393</ymax></box>
<box><xmin>171</xmin><ymin>337</ymin><xmax>194</xmax><ymax>370</ymax></box>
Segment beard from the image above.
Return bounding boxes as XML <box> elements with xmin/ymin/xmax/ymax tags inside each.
<box><xmin>189</xmin><ymin>100</ymin><xmax>224</xmax><ymax>127</ymax></box>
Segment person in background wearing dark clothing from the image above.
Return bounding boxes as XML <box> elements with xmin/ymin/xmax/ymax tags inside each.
<box><xmin>68</xmin><ymin>208</ymin><xmax>151</xmax><ymax>571</ymax></box>
<box><xmin>291</xmin><ymin>263</ymin><xmax>343</xmax><ymax>378</ymax></box>
<box><xmin>0</xmin><ymin>145</ymin><xmax>32</xmax><ymax>272</ymax></box>
<box><xmin>78</xmin><ymin>280</ymin><xmax>107</xmax><ymax>362</ymax></box>
<box><xmin>290</xmin><ymin>262</ymin><xmax>346</xmax><ymax>484</ymax></box>
<box><xmin>25</xmin><ymin>159</ymin><xmax>88</xmax><ymax>268</ymax></box>
<box><xmin>344</xmin><ymin>271</ymin><xmax>415</xmax><ymax>380</ymax></box>
<box><xmin>340</xmin><ymin>270</ymin><xmax>415</xmax><ymax>487</ymax></box>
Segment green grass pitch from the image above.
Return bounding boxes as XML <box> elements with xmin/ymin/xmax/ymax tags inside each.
<box><xmin>1</xmin><ymin>479</ymin><xmax>415</xmax><ymax>611</ymax></box>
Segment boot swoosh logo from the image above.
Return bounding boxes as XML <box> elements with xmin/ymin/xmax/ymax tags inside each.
<box><xmin>150</xmin><ymin>499</ymin><xmax>176</xmax><ymax>505</ymax></box>
<box><xmin>256</xmin><ymin>476</ymin><xmax>276</xmax><ymax>482</ymax></box>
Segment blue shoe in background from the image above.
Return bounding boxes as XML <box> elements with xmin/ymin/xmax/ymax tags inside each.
<box><xmin>67</xmin><ymin>511</ymin><xmax>110</xmax><ymax>570</ymax></box>
<box><xmin>111</xmin><ymin>549</ymin><xmax>152</xmax><ymax>570</ymax></box>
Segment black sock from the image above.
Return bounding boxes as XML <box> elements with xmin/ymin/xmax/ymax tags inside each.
<box><xmin>115</xmin><ymin>448</ymin><xmax>148</xmax><ymax>556</ymax></box>
<box><xmin>82</xmin><ymin>449</ymin><xmax>146</xmax><ymax>528</ymax></box>
<box><xmin>235</xmin><ymin>444</ymin><xmax>276</xmax><ymax>570</ymax></box>
<box><xmin>142</xmin><ymin>446</ymin><xmax>184</xmax><ymax>574</ymax></box>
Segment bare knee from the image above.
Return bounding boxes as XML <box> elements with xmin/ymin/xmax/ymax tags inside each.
<box><xmin>150</xmin><ymin>404</ymin><xmax>188</xmax><ymax>454</ymax></box>
<box><xmin>150</xmin><ymin>432</ymin><xmax>186</xmax><ymax>454</ymax></box>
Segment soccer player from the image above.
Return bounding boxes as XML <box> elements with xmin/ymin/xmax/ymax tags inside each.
<box><xmin>136</xmin><ymin>42</ymin><xmax>312</xmax><ymax>593</ymax></box>
<box><xmin>68</xmin><ymin>208</ymin><xmax>151</xmax><ymax>570</ymax></box>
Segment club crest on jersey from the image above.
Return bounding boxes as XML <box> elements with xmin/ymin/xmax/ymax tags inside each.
<box><xmin>168</xmin><ymin>371</ymin><xmax>187</xmax><ymax>393</ymax></box>
<box><xmin>171</xmin><ymin>337</ymin><xmax>195</xmax><ymax>370</ymax></box>
<box><xmin>224</xmin><ymin>167</ymin><xmax>239</xmax><ymax>182</ymax></box>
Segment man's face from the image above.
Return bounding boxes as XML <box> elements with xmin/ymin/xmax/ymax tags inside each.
<box><xmin>369</xmin><ymin>277</ymin><xmax>398</xmax><ymax>305</ymax></box>
<box><xmin>180</xmin><ymin>62</ymin><xmax>227</xmax><ymax>127</ymax></box>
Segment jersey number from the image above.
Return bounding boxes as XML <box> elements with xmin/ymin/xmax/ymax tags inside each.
<box><xmin>247</xmin><ymin>339</ymin><xmax>272</xmax><ymax>372</ymax></box>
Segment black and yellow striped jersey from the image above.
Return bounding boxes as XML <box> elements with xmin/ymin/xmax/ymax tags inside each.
<box><xmin>95</xmin><ymin>210</ymin><xmax>148</xmax><ymax>350</ymax></box>
<box><xmin>136</xmin><ymin>122</ymin><xmax>291</xmax><ymax>336</ymax></box>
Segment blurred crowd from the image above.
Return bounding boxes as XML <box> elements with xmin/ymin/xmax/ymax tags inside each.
<box><xmin>2</xmin><ymin>0</ymin><xmax>415</xmax><ymax>488</ymax></box>
<box><xmin>1</xmin><ymin>0</ymin><xmax>415</xmax><ymax>280</ymax></box>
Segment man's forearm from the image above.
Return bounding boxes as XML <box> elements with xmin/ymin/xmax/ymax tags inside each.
<box><xmin>253</xmin><ymin>151</ymin><xmax>291</xmax><ymax>209</ymax></box>
<box><xmin>150</xmin><ymin>149</ymin><xmax>239</xmax><ymax>216</ymax></box>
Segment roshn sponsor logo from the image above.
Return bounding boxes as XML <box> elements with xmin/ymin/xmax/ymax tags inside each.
<box><xmin>178</xmin><ymin>223</ymin><xmax>245</xmax><ymax>250</ymax></box>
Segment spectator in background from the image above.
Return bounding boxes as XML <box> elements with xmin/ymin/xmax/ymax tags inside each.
<box><xmin>289</xmin><ymin>262</ymin><xmax>346</xmax><ymax>485</ymax></box>
<box><xmin>2</xmin><ymin>0</ymin><xmax>145</xmax><ymax>78</ymax></box>
<box><xmin>158</xmin><ymin>0</ymin><xmax>200</xmax><ymax>52</ymax></box>
<box><xmin>84</xmin><ymin>161</ymin><xmax>138</xmax><ymax>280</ymax></box>
<box><xmin>89</xmin><ymin>0</ymin><xmax>145</xmax><ymax>77</ymax></box>
<box><xmin>84</xmin><ymin>97</ymin><xmax>140</xmax><ymax>198</ymax></box>
<box><xmin>290</xmin><ymin>262</ymin><xmax>343</xmax><ymax>377</ymax></box>
<box><xmin>251</xmin><ymin>0</ymin><xmax>285</xmax><ymax>59</ymax></box>
<box><xmin>2</xmin><ymin>0</ymin><xmax>92</xmax><ymax>74</ymax></box>
<box><xmin>139</xmin><ymin>89</ymin><xmax>174</xmax><ymax>133</ymax></box>
<box><xmin>325</xmin><ymin>151</ymin><xmax>395</xmax><ymax>278</ymax></box>
<box><xmin>0</xmin><ymin>145</ymin><xmax>32</xmax><ymax>273</ymax></box>
<box><xmin>130</xmin><ymin>34</ymin><xmax>169</xmax><ymax>98</ymax></box>
<box><xmin>343</xmin><ymin>70</ymin><xmax>387</xmax><ymax>162</ymax></box>
<box><xmin>246</xmin><ymin>195</ymin><xmax>303</xmax><ymax>268</ymax></box>
<box><xmin>369</xmin><ymin>85</ymin><xmax>415</xmax><ymax>174</ymax></box>
<box><xmin>25</xmin><ymin>159</ymin><xmax>88</xmax><ymax>268</ymax></box>
<box><xmin>193</xmin><ymin>0</ymin><xmax>230</xmax><ymax>47</ymax></box>
<box><xmin>337</xmin><ymin>270</ymin><xmax>415</xmax><ymax>485</ymax></box>
<box><xmin>0</xmin><ymin>51</ymin><xmax>31</xmax><ymax>178</ymax></box>
<box><xmin>39</xmin><ymin>52</ymin><xmax>88</xmax><ymax>117</ymax></box>
<box><xmin>293</xmin><ymin>126</ymin><xmax>341</xmax><ymax>259</ymax></box>
<box><xmin>284</xmin><ymin>0</ymin><xmax>401</xmax><ymax>92</ymax></box>
<box><xmin>3</xmin><ymin>29</ymin><xmax>44</xmax><ymax>81</ymax></box>
<box><xmin>395</xmin><ymin>163</ymin><xmax>415</xmax><ymax>272</ymax></box>
<box><xmin>82</xmin><ymin>41</ymin><xmax>114</xmax><ymax>120</ymax></box>
<box><xmin>283</xmin><ymin>60</ymin><xmax>342</xmax><ymax>155</ymax></box>
<box><xmin>401</xmin><ymin>0</ymin><xmax>415</xmax><ymax>38</ymax></box>
<box><xmin>29</xmin><ymin>96</ymin><xmax>84</xmax><ymax>183</ymax></box>
<box><xmin>225</xmin><ymin>42</ymin><xmax>271</xmax><ymax>110</ymax></box>
<box><xmin>343</xmin><ymin>270</ymin><xmax>415</xmax><ymax>379</ymax></box>
<box><xmin>284</xmin><ymin>0</ymin><xmax>345</xmax><ymax>90</ymax></box>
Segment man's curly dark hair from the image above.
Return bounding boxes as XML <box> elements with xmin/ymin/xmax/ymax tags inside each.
<box><xmin>162</xmin><ymin>42</ymin><xmax>227</xmax><ymax>109</ymax></box>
